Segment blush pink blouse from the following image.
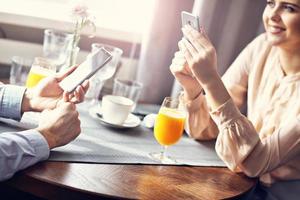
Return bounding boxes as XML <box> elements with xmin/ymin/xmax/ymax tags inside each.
<box><xmin>184</xmin><ymin>33</ymin><xmax>300</xmax><ymax>185</ymax></box>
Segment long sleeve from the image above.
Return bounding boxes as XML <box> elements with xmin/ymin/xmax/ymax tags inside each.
<box><xmin>0</xmin><ymin>85</ymin><xmax>25</xmax><ymax>120</ymax></box>
<box><xmin>184</xmin><ymin>33</ymin><xmax>256</xmax><ymax>140</ymax></box>
<box><xmin>0</xmin><ymin>85</ymin><xmax>50</xmax><ymax>181</ymax></box>
<box><xmin>182</xmin><ymin>91</ymin><xmax>218</xmax><ymax>140</ymax></box>
<box><xmin>0</xmin><ymin>130</ymin><xmax>50</xmax><ymax>181</ymax></box>
<box><xmin>211</xmin><ymin>99</ymin><xmax>300</xmax><ymax>179</ymax></box>
<box><xmin>184</xmin><ymin>33</ymin><xmax>300</xmax><ymax>184</ymax></box>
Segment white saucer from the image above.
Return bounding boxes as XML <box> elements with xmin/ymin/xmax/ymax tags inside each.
<box><xmin>89</xmin><ymin>106</ymin><xmax>141</xmax><ymax>129</ymax></box>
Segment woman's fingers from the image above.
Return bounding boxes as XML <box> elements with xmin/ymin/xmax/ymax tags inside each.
<box><xmin>172</xmin><ymin>52</ymin><xmax>186</xmax><ymax>66</ymax></box>
<box><xmin>181</xmin><ymin>27</ymin><xmax>203</xmax><ymax>54</ymax></box>
<box><xmin>170</xmin><ymin>63</ymin><xmax>189</xmax><ymax>76</ymax></box>
<box><xmin>178</xmin><ymin>40</ymin><xmax>192</xmax><ymax>60</ymax></box>
<box><xmin>170</xmin><ymin>51</ymin><xmax>193</xmax><ymax>76</ymax></box>
<box><xmin>178</xmin><ymin>39</ymin><xmax>197</xmax><ymax>69</ymax></box>
<box><xmin>182</xmin><ymin>37</ymin><xmax>198</xmax><ymax>58</ymax></box>
<box><xmin>182</xmin><ymin>25</ymin><xmax>212</xmax><ymax>52</ymax></box>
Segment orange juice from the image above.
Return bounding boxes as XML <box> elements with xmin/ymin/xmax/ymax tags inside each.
<box><xmin>154</xmin><ymin>107</ymin><xmax>185</xmax><ymax>146</ymax></box>
<box><xmin>25</xmin><ymin>57</ymin><xmax>56</xmax><ymax>88</ymax></box>
<box><xmin>25</xmin><ymin>71</ymin><xmax>47</xmax><ymax>88</ymax></box>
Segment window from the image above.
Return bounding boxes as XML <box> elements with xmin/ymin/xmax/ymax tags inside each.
<box><xmin>0</xmin><ymin>0</ymin><xmax>155</xmax><ymax>42</ymax></box>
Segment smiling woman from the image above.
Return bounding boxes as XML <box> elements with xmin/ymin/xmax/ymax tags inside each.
<box><xmin>263</xmin><ymin>0</ymin><xmax>300</xmax><ymax>51</ymax></box>
<box><xmin>169</xmin><ymin>0</ymin><xmax>300</xmax><ymax>198</ymax></box>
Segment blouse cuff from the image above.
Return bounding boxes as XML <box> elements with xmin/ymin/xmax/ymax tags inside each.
<box><xmin>210</xmin><ymin>98</ymin><xmax>242</xmax><ymax>128</ymax></box>
<box><xmin>179</xmin><ymin>90</ymin><xmax>206</xmax><ymax>112</ymax></box>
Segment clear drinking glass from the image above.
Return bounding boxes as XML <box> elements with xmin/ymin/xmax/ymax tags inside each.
<box><xmin>10</xmin><ymin>56</ymin><xmax>33</xmax><ymax>86</ymax></box>
<box><xmin>112</xmin><ymin>78</ymin><xmax>143</xmax><ymax>111</ymax></box>
<box><xmin>43</xmin><ymin>29</ymin><xmax>74</xmax><ymax>69</ymax></box>
<box><xmin>149</xmin><ymin>96</ymin><xmax>186</xmax><ymax>164</ymax></box>
<box><xmin>25</xmin><ymin>57</ymin><xmax>56</xmax><ymax>88</ymax></box>
<box><xmin>85</xmin><ymin>43</ymin><xmax>123</xmax><ymax>105</ymax></box>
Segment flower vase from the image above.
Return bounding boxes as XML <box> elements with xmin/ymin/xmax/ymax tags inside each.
<box><xmin>69</xmin><ymin>46</ymin><xmax>80</xmax><ymax>67</ymax></box>
<box><xmin>59</xmin><ymin>47</ymin><xmax>80</xmax><ymax>72</ymax></box>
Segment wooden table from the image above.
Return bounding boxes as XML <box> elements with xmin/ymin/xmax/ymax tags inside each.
<box><xmin>0</xmin><ymin>103</ymin><xmax>256</xmax><ymax>199</ymax></box>
<box><xmin>2</xmin><ymin>161</ymin><xmax>256</xmax><ymax>200</ymax></box>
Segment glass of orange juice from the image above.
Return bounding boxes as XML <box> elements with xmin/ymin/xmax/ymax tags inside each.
<box><xmin>149</xmin><ymin>96</ymin><xmax>186</xmax><ymax>164</ymax></box>
<box><xmin>26</xmin><ymin>57</ymin><xmax>56</xmax><ymax>88</ymax></box>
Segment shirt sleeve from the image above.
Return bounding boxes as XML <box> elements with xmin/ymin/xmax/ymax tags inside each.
<box><xmin>211</xmin><ymin>99</ymin><xmax>300</xmax><ymax>178</ymax></box>
<box><xmin>0</xmin><ymin>84</ymin><xmax>50</xmax><ymax>181</ymax></box>
<box><xmin>0</xmin><ymin>130</ymin><xmax>50</xmax><ymax>181</ymax></box>
<box><xmin>0</xmin><ymin>85</ymin><xmax>26</xmax><ymax>120</ymax></box>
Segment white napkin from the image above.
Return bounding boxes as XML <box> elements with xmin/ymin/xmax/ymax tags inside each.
<box><xmin>141</xmin><ymin>113</ymin><xmax>157</xmax><ymax>128</ymax></box>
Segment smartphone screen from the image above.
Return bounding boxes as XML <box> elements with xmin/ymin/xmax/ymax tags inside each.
<box><xmin>181</xmin><ymin>11</ymin><xmax>200</xmax><ymax>32</ymax></box>
<box><xmin>59</xmin><ymin>47</ymin><xmax>112</xmax><ymax>92</ymax></box>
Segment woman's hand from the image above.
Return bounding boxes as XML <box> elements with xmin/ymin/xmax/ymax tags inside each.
<box><xmin>180</xmin><ymin>25</ymin><xmax>231</xmax><ymax>110</ymax></box>
<box><xmin>179</xmin><ymin>25</ymin><xmax>219</xmax><ymax>87</ymax></box>
<box><xmin>22</xmin><ymin>66</ymin><xmax>89</xmax><ymax>113</ymax></box>
<box><xmin>169</xmin><ymin>51</ymin><xmax>203</xmax><ymax>101</ymax></box>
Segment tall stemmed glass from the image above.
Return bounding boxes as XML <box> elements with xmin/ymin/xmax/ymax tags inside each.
<box><xmin>149</xmin><ymin>96</ymin><xmax>186</xmax><ymax>164</ymax></box>
<box><xmin>85</xmin><ymin>43</ymin><xmax>123</xmax><ymax>106</ymax></box>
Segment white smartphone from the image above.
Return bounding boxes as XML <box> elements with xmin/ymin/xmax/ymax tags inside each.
<box><xmin>59</xmin><ymin>47</ymin><xmax>112</xmax><ymax>92</ymax></box>
<box><xmin>181</xmin><ymin>11</ymin><xmax>200</xmax><ymax>31</ymax></box>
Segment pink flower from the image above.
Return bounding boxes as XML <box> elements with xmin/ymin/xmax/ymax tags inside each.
<box><xmin>72</xmin><ymin>4</ymin><xmax>89</xmax><ymax>18</ymax></box>
<box><xmin>67</xmin><ymin>3</ymin><xmax>96</xmax><ymax>67</ymax></box>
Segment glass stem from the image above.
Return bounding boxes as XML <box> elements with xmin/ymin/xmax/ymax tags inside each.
<box><xmin>160</xmin><ymin>146</ymin><xmax>167</xmax><ymax>160</ymax></box>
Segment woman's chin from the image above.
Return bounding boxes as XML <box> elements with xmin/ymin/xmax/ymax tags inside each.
<box><xmin>266</xmin><ymin>34</ymin><xmax>284</xmax><ymax>46</ymax></box>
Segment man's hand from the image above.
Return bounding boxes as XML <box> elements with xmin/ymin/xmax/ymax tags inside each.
<box><xmin>36</xmin><ymin>101</ymin><xmax>81</xmax><ymax>149</ymax></box>
<box><xmin>22</xmin><ymin>66</ymin><xmax>89</xmax><ymax>113</ymax></box>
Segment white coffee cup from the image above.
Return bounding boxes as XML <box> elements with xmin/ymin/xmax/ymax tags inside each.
<box><xmin>112</xmin><ymin>78</ymin><xmax>143</xmax><ymax>111</ymax></box>
<box><xmin>101</xmin><ymin>95</ymin><xmax>134</xmax><ymax>125</ymax></box>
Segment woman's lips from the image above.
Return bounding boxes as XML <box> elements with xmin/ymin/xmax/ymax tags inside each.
<box><xmin>269</xmin><ymin>26</ymin><xmax>285</xmax><ymax>34</ymax></box>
